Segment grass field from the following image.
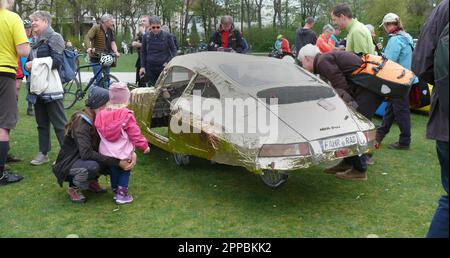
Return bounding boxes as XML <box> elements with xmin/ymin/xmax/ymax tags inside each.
<box><xmin>78</xmin><ymin>53</ymin><xmax>139</xmax><ymax>73</ymax></box>
<box><xmin>0</xmin><ymin>88</ymin><xmax>443</xmax><ymax>238</ymax></box>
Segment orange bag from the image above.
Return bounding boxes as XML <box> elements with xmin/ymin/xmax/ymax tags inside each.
<box><xmin>351</xmin><ymin>54</ymin><xmax>416</xmax><ymax>98</ymax></box>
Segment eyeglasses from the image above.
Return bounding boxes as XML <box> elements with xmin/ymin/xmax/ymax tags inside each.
<box><xmin>152</xmin><ymin>26</ymin><xmax>161</xmax><ymax>29</ymax></box>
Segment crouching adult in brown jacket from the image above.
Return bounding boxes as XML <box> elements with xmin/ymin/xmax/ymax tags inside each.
<box><xmin>53</xmin><ymin>87</ymin><xmax>137</xmax><ymax>203</ymax></box>
<box><xmin>298</xmin><ymin>44</ymin><xmax>383</xmax><ymax>180</ymax></box>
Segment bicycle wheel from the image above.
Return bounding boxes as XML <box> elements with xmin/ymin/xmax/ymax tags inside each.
<box><xmin>99</xmin><ymin>74</ymin><xmax>119</xmax><ymax>88</ymax></box>
<box><xmin>63</xmin><ymin>77</ymin><xmax>82</xmax><ymax>109</ymax></box>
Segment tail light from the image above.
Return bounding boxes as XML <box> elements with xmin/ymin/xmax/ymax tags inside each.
<box><xmin>259</xmin><ymin>143</ymin><xmax>311</xmax><ymax>157</ymax></box>
<box><xmin>364</xmin><ymin>129</ymin><xmax>376</xmax><ymax>142</ymax></box>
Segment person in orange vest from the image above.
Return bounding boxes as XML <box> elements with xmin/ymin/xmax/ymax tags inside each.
<box><xmin>316</xmin><ymin>24</ymin><xmax>337</xmax><ymax>53</ymax></box>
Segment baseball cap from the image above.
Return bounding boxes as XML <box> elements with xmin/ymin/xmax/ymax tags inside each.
<box><xmin>380</xmin><ymin>13</ymin><xmax>399</xmax><ymax>27</ymax></box>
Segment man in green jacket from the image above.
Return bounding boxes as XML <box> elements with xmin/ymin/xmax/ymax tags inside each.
<box><xmin>331</xmin><ymin>3</ymin><xmax>375</xmax><ymax>55</ymax></box>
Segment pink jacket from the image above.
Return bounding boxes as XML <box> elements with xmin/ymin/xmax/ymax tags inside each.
<box><xmin>95</xmin><ymin>108</ymin><xmax>149</xmax><ymax>160</ymax></box>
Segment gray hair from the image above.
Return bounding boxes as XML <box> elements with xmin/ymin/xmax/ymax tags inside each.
<box><xmin>365</xmin><ymin>24</ymin><xmax>375</xmax><ymax>33</ymax></box>
<box><xmin>305</xmin><ymin>17</ymin><xmax>315</xmax><ymax>25</ymax></box>
<box><xmin>322</xmin><ymin>24</ymin><xmax>335</xmax><ymax>33</ymax></box>
<box><xmin>149</xmin><ymin>16</ymin><xmax>161</xmax><ymax>25</ymax></box>
<box><xmin>221</xmin><ymin>15</ymin><xmax>233</xmax><ymax>25</ymax></box>
<box><xmin>101</xmin><ymin>13</ymin><xmax>114</xmax><ymax>23</ymax></box>
<box><xmin>298</xmin><ymin>44</ymin><xmax>321</xmax><ymax>60</ymax></box>
<box><xmin>30</xmin><ymin>10</ymin><xmax>52</xmax><ymax>25</ymax></box>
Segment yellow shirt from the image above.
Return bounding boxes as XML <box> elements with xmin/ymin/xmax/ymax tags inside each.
<box><xmin>0</xmin><ymin>9</ymin><xmax>28</xmax><ymax>74</ymax></box>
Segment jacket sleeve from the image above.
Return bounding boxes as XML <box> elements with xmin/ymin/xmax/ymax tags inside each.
<box><xmin>317</xmin><ymin>55</ymin><xmax>355</xmax><ymax>103</ymax></box>
<box><xmin>84</xmin><ymin>26</ymin><xmax>96</xmax><ymax>50</ymax></box>
<box><xmin>73</xmin><ymin>118</ymin><xmax>120</xmax><ymax>167</ymax></box>
<box><xmin>208</xmin><ymin>32</ymin><xmax>219</xmax><ymax>51</ymax></box>
<box><xmin>124</xmin><ymin>113</ymin><xmax>149</xmax><ymax>152</ymax></box>
<box><xmin>411</xmin><ymin>1</ymin><xmax>448</xmax><ymax>84</ymax></box>
<box><xmin>234</xmin><ymin>31</ymin><xmax>244</xmax><ymax>53</ymax></box>
<box><xmin>140</xmin><ymin>33</ymin><xmax>147</xmax><ymax>68</ymax></box>
<box><xmin>48</xmin><ymin>34</ymin><xmax>65</xmax><ymax>70</ymax></box>
<box><xmin>383</xmin><ymin>37</ymin><xmax>402</xmax><ymax>63</ymax></box>
<box><xmin>167</xmin><ymin>33</ymin><xmax>177</xmax><ymax>61</ymax></box>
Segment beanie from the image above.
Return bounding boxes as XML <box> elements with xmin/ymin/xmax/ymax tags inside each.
<box><xmin>109</xmin><ymin>82</ymin><xmax>130</xmax><ymax>105</ymax></box>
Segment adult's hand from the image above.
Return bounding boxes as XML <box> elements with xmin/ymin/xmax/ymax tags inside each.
<box><xmin>139</xmin><ymin>67</ymin><xmax>146</xmax><ymax>77</ymax></box>
<box><xmin>114</xmin><ymin>51</ymin><xmax>121</xmax><ymax>58</ymax></box>
<box><xmin>119</xmin><ymin>152</ymin><xmax>137</xmax><ymax>171</ymax></box>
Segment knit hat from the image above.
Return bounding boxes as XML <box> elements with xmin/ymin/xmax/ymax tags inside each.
<box><xmin>85</xmin><ymin>87</ymin><xmax>110</xmax><ymax>109</ymax></box>
<box><xmin>109</xmin><ymin>82</ymin><xmax>130</xmax><ymax>105</ymax></box>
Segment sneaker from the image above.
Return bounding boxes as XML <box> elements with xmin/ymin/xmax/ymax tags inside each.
<box><xmin>115</xmin><ymin>186</ymin><xmax>133</xmax><ymax>205</ymax></box>
<box><xmin>30</xmin><ymin>152</ymin><xmax>49</xmax><ymax>166</ymax></box>
<box><xmin>88</xmin><ymin>180</ymin><xmax>107</xmax><ymax>193</ymax></box>
<box><xmin>335</xmin><ymin>168</ymin><xmax>368</xmax><ymax>181</ymax></box>
<box><xmin>0</xmin><ymin>171</ymin><xmax>24</xmax><ymax>186</ymax></box>
<box><xmin>67</xmin><ymin>187</ymin><xmax>86</xmax><ymax>203</ymax></box>
<box><xmin>6</xmin><ymin>154</ymin><xmax>22</xmax><ymax>163</ymax></box>
<box><xmin>388</xmin><ymin>142</ymin><xmax>410</xmax><ymax>150</ymax></box>
<box><xmin>323</xmin><ymin>160</ymin><xmax>352</xmax><ymax>174</ymax></box>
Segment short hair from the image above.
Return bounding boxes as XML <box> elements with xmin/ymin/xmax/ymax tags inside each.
<box><xmin>101</xmin><ymin>13</ymin><xmax>114</xmax><ymax>23</ymax></box>
<box><xmin>298</xmin><ymin>44</ymin><xmax>321</xmax><ymax>60</ymax></box>
<box><xmin>322</xmin><ymin>24</ymin><xmax>335</xmax><ymax>33</ymax></box>
<box><xmin>305</xmin><ymin>17</ymin><xmax>315</xmax><ymax>25</ymax></box>
<box><xmin>149</xmin><ymin>16</ymin><xmax>161</xmax><ymax>25</ymax></box>
<box><xmin>0</xmin><ymin>0</ymin><xmax>14</xmax><ymax>9</ymax></box>
<box><xmin>30</xmin><ymin>10</ymin><xmax>52</xmax><ymax>25</ymax></box>
<box><xmin>332</xmin><ymin>3</ymin><xmax>353</xmax><ymax>19</ymax></box>
<box><xmin>221</xmin><ymin>15</ymin><xmax>233</xmax><ymax>25</ymax></box>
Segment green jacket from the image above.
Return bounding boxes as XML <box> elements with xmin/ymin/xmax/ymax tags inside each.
<box><xmin>346</xmin><ymin>19</ymin><xmax>375</xmax><ymax>54</ymax></box>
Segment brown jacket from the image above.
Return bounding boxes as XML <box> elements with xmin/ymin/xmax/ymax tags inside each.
<box><xmin>313</xmin><ymin>51</ymin><xmax>363</xmax><ymax>104</ymax></box>
<box><xmin>84</xmin><ymin>24</ymin><xmax>115</xmax><ymax>59</ymax></box>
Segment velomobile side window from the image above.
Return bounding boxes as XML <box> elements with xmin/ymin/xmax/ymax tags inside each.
<box><xmin>164</xmin><ymin>66</ymin><xmax>195</xmax><ymax>86</ymax></box>
<box><xmin>190</xmin><ymin>75</ymin><xmax>220</xmax><ymax>99</ymax></box>
<box><xmin>220</xmin><ymin>62</ymin><xmax>318</xmax><ymax>87</ymax></box>
<box><xmin>257</xmin><ymin>86</ymin><xmax>335</xmax><ymax>104</ymax></box>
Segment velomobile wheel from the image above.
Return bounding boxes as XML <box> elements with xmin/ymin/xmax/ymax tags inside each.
<box><xmin>173</xmin><ymin>153</ymin><xmax>190</xmax><ymax>166</ymax></box>
<box><xmin>259</xmin><ymin>170</ymin><xmax>289</xmax><ymax>189</ymax></box>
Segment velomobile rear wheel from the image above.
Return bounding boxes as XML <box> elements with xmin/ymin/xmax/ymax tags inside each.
<box><xmin>259</xmin><ymin>170</ymin><xmax>289</xmax><ymax>189</ymax></box>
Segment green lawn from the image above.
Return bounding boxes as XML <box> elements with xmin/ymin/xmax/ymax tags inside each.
<box><xmin>0</xmin><ymin>89</ymin><xmax>443</xmax><ymax>237</ymax></box>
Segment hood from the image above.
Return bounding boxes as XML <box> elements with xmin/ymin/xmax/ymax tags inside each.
<box><xmin>391</xmin><ymin>31</ymin><xmax>414</xmax><ymax>46</ymax></box>
<box><xmin>95</xmin><ymin>108</ymin><xmax>130</xmax><ymax>142</ymax></box>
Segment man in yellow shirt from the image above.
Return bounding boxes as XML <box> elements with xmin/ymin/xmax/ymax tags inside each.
<box><xmin>0</xmin><ymin>0</ymin><xmax>30</xmax><ymax>186</ymax></box>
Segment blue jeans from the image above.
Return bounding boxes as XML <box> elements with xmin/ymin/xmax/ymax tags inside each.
<box><xmin>376</xmin><ymin>95</ymin><xmax>412</xmax><ymax>146</ymax></box>
<box><xmin>92</xmin><ymin>62</ymin><xmax>110</xmax><ymax>88</ymax></box>
<box><xmin>427</xmin><ymin>141</ymin><xmax>449</xmax><ymax>238</ymax></box>
<box><xmin>110</xmin><ymin>166</ymin><xmax>131</xmax><ymax>190</ymax></box>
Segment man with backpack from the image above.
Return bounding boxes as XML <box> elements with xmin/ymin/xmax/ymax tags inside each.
<box><xmin>298</xmin><ymin>44</ymin><xmax>384</xmax><ymax>181</ymax></box>
<box><xmin>139</xmin><ymin>16</ymin><xmax>177</xmax><ymax>87</ymax></box>
<box><xmin>412</xmin><ymin>0</ymin><xmax>449</xmax><ymax>238</ymax></box>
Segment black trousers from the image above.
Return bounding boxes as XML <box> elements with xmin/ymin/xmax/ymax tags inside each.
<box><xmin>376</xmin><ymin>95</ymin><xmax>411</xmax><ymax>146</ymax></box>
<box><xmin>344</xmin><ymin>89</ymin><xmax>383</xmax><ymax>172</ymax></box>
<box><xmin>145</xmin><ymin>64</ymin><xmax>164</xmax><ymax>87</ymax></box>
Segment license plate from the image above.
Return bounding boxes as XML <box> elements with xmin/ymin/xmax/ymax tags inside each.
<box><xmin>321</xmin><ymin>134</ymin><xmax>358</xmax><ymax>151</ymax></box>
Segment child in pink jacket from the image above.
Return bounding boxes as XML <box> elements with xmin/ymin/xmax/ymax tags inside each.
<box><xmin>95</xmin><ymin>82</ymin><xmax>150</xmax><ymax>204</ymax></box>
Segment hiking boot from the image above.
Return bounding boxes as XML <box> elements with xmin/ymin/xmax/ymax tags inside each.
<box><xmin>115</xmin><ymin>186</ymin><xmax>133</xmax><ymax>205</ymax></box>
<box><xmin>335</xmin><ymin>168</ymin><xmax>368</xmax><ymax>181</ymax></box>
<box><xmin>388</xmin><ymin>142</ymin><xmax>410</xmax><ymax>150</ymax></box>
<box><xmin>6</xmin><ymin>154</ymin><xmax>22</xmax><ymax>163</ymax></box>
<box><xmin>67</xmin><ymin>187</ymin><xmax>86</xmax><ymax>203</ymax></box>
<box><xmin>324</xmin><ymin>160</ymin><xmax>352</xmax><ymax>174</ymax></box>
<box><xmin>30</xmin><ymin>152</ymin><xmax>49</xmax><ymax>166</ymax></box>
<box><xmin>0</xmin><ymin>171</ymin><xmax>24</xmax><ymax>186</ymax></box>
<box><xmin>88</xmin><ymin>180</ymin><xmax>107</xmax><ymax>193</ymax></box>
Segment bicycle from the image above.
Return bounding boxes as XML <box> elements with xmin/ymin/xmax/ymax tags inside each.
<box><xmin>63</xmin><ymin>52</ymin><xmax>119</xmax><ymax>109</ymax></box>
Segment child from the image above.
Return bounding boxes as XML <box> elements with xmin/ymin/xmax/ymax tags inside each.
<box><xmin>95</xmin><ymin>82</ymin><xmax>150</xmax><ymax>204</ymax></box>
